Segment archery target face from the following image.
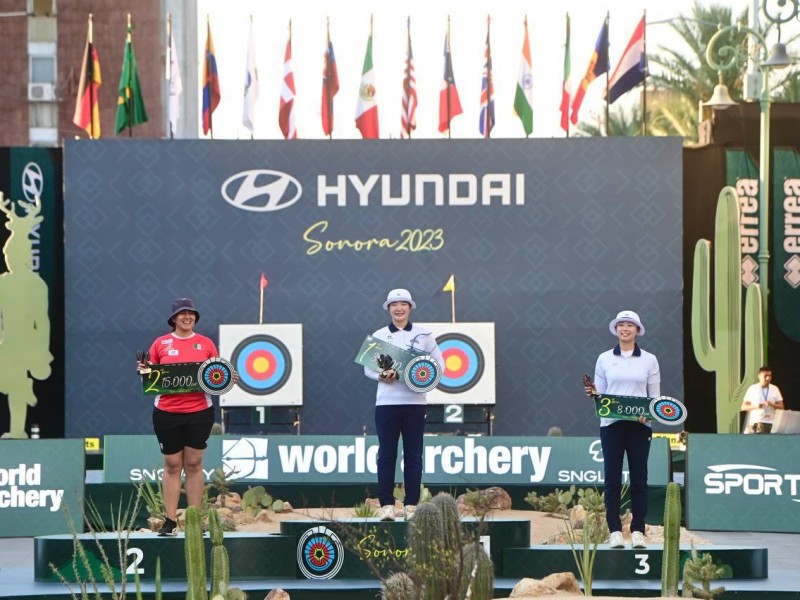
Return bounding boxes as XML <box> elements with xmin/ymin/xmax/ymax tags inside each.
<box><xmin>419</xmin><ymin>322</ymin><xmax>495</xmax><ymax>405</ymax></box>
<box><xmin>219</xmin><ymin>324</ymin><xmax>303</xmax><ymax>406</ymax></box>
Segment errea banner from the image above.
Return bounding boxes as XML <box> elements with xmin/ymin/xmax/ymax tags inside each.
<box><xmin>103</xmin><ymin>435</ymin><xmax>669</xmax><ymax>486</ymax></box>
<box><xmin>686</xmin><ymin>434</ymin><xmax>800</xmax><ymax>533</ymax></box>
<box><xmin>0</xmin><ymin>440</ymin><xmax>84</xmax><ymax>537</ymax></box>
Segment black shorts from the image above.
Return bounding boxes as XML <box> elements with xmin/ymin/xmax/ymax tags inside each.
<box><xmin>152</xmin><ymin>407</ymin><xmax>215</xmax><ymax>455</ymax></box>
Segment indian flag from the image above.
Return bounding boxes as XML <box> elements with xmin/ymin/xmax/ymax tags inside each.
<box><xmin>355</xmin><ymin>22</ymin><xmax>379</xmax><ymax>139</ymax></box>
<box><xmin>514</xmin><ymin>17</ymin><xmax>533</xmax><ymax>136</ymax></box>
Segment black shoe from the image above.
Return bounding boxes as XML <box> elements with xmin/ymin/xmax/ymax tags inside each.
<box><xmin>158</xmin><ymin>517</ymin><xmax>178</xmax><ymax>536</ymax></box>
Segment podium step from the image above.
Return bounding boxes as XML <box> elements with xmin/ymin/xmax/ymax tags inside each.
<box><xmin>35</xmin><ymin>532</ymin><xmax>296</xmax><ymax>582</ymax></box>
<box><xmin>503</xmin><ymin>544</ymin><xmax>768</xmax><ymax>580</ymax></box>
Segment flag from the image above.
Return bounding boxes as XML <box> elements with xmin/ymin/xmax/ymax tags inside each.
<box><xmin>479</xmin><ymin>18</ymin><xmax>495</xmax><ymax>138</ymax></box>
<box><xmin>560</xmin><ymin>14</ymin><xmax>571</xmax><ymax>133</ymax></box>
<box><xmin>260</xmin><ymin>273</ymin><xmax>269</xmax><ymax>290</ymax></box>
<box><xmin>73</xmin><ymin>17</ymin><xmax>101</xmax><ymax>139</ymax></box>
<box><xmin>400</xmin><ymin>17</ymin><xmax>417</xmax><ymax>138</ymax></box>
<box><xmin>570</xmin><ymin>16</ymin><xmax>608</xmax><ymax>125</ymax></box>
<box><xmin>243</xmin><ymin>20</ymin><xmax>260</xmax><ymax>133</ymax></box>
<box><xmin>279</xmin><ymin>25</ymin><xmax>296</xmax><ymax>139</ymax></box>
<box><xmin>321</xmin><ymin>21</ymin><xmax>339</xmax><ymax>136</ymax></box>
<box><xmin>202</xmin><ymin>19</ymin><xmax>221</xmax><ymax>136</ymax></box>
<box><xmin>607</xmin><ymin>16</ymin><xmax>645</xmax><ymax>104</ymax></box>
<box><xmin>355</xmin><ymin>21</ymin><xmax>379</xmax><ymax>139</ymax></box>
<box><xmin>514</xmin><ymin>17</ymin><xmax>533</xmax><ymax>136</ymax></box>
<box><xmin>438</xmin><ymin>24</ymin><xmax>462</xmax><ymax>133</ymax></box>
<box><xmin>166</xmin><ymin>20</ymin><xmax>182</xmax><ymax>136</ymax></box>
<box><xmin>442</xmin><ymin>275</ymin><xmax>455</xmax><ymax>292</ymax></box>
<box><xmin>115</xmin><ymin>17</ymin><xmax>148</xmax><ymax>135</ymax></box>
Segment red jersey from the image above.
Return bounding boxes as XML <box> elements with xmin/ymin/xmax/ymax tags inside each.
<box><xmin>148</xmin><ymin>332</ymin><xmax>218</xmax><ymax>413</ymax></box>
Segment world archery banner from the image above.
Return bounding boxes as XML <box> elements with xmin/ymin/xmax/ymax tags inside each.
<box><xmin>773</xmin><ymin>149</ymin><xmax>800</xmax><ymax>344</ymax></box>
<box><xmin>421</xmin><ymin>322</ymin><xmax>495</xmax><ymax>405</ymax></box>
<box><xmin>219</xmin><ymin>324</ymin><xmax>303</xmax><ymax>406</ymax></box>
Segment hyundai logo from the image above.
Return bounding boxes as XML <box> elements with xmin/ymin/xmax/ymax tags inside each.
<box><xmin>221</xmin><ymin>169</ymin><xmax>302</xmax><ymax>212</ymax></box>
<box><xmin>21</xmin><ymin>162</ymin><xmax>44</xmax><ymax>202</ymax></box>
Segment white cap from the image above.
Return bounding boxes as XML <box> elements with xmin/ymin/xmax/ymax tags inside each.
<box><xmin>609</xmin><ymin>310</ymin><xmax>645</xmax><ymax>336</ymax></box>
<box><xmin>383</xmin><ymin>288</ymin><xmax>416</xmax><ymax>310</ymax></box>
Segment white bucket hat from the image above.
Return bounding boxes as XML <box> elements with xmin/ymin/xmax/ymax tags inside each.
<box><xmin>609</xmin><ymin>310</ymin><xmax>645</xmax><ymax>336</ymax></box>
<box><xmin>383</xmin><ymin>288</ymin><xmax>416</xmax><ymax>310</ymax></box>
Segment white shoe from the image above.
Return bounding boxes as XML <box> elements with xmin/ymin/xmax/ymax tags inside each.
<box><xmin>378</xmin><ymin>505</ymin><xmax>395</xmax><ymax>521</ymax></box>
<box><xmin>609</xmin><ymin>531</ymin><xmax>624</xmax><ymax>548</ymax></box>
<box><xmin>631</xmin><ymin>531</ymin><xmax>646</xmax><ymax>548</ymax></box>
<box><xmin>403</xmin><ymin>505</ymin><xmax>416</xmax><ymax>520</ymax></box>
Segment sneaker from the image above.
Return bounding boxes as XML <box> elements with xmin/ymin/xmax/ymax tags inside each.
<box><xmin>631</xmin><ymin>531</ymin><xmax>647</xmax><ymax>548</ymax></box>
<box><xmin>377</xmin><ymin>505</ymin><xmax>395</xmax><ymax>521</ymax></box>
<box><xmin>403</xmin><ymin>505</ymin><xmax>416</xmax><ymax>521</ymax></box>
<box><xmin>157</xmin><ymin>517</ymin><xmax>177</xmax><ymax>536</ymax></box>
<box><xmin>608</xmin><ymin>531</ymin><xmax>624</xmax><ymax>548</ymax></box>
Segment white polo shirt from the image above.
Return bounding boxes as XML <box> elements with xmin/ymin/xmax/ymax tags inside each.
<box><xmin>594</xmin><ymin>344</ymin><xmax>661</xmax><ymax>427</ymax></box>
<box><xmin>365</xmin><ymin>322</ymin><xmax>444</xmax><ymax>407</ymax></box>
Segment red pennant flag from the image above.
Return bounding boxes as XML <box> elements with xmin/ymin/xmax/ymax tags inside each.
<box><xmin>260</xmin><ymin>273</ymin><xmax>269</xmax><ymax>290</ymax></box>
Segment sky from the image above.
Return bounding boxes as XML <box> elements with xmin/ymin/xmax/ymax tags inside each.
<box><xmin>194</xmin><ymin>0</ymin><xmax>772</xmax><ymax>140</ymax></box>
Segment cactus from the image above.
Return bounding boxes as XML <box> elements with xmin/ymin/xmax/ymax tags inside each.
<box><xmin>682</xmin><ymin>544</ymin><xmax>726</xmax><ymax>599</ymax></box>
<box><xmin>661</xmin><ymin>482</ymin><xmax>682</xmax><ymax>597</ymax></box>
<box><xmin>692</xmin><ymin>186</ymin><xmax>764</xmax><ymax>433</ymax></box>
<box><xmin>459</xmin><ymin>542</ymin><xmax>495</xmax><ymax>600</ymax></box>
<box><xmin>184</xmin><ymin>506</ymin><xmax>208</xmax><ymax>600</ymax></box>
<box><xmin>208</xmin><ymin>509</ymin><xmax>229</xmax><ymax>598</ymax></box>
<box><xmin>381</xmin><ymin>571</ymin><xmax>417</xmax><ymax>600</ymax></box>
<box><xmin>432</xmin><ymin>492</ymin><xmax>463</xmax><ymax>599</ymax></box>
<box><xmin>241</xmin><ymin>486</ymin><xmax>272</xmax><ymax>516</ymax></box>
<box><xmin>407</xmin><ymin>502</ymin><xmax>447</xmax><ymax>600</ymax></box>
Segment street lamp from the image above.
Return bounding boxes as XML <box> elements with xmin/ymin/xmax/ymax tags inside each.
<box><xmin>703</xmin><ymin>0</ymin><xmax>798</xmax><ymax>361</ymax></box>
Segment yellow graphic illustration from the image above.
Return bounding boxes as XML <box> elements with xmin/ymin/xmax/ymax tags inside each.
<box><xmin>0</xmin><ymin>194</ymin><xmax>52</xmax><ymax>438</ymax></box>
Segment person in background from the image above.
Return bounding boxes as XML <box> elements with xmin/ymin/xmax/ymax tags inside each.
<box><xmin>364</xmin><ymin>288</ymin><xmax>443</xmax><ymax>522</ymax></box>
<box><xmin>137</xmin><ymin>298</ymin><xmax>218</xmax><ymax>536</ymax></box>
<box><xmin>584</xmin><ymin>310</ymin><xmax>660</xmax><ymax>550</ymax></box>
<box><xmin>741</xmin><ymin>366</ymin><xmax>784</xmax><ymax>434</ymax></box>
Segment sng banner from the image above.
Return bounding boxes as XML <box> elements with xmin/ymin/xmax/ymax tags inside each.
<box><xmin>104</xmin><ymin>434</ymin><xmax>669</xmax><ymax>486</ymax></box>
<box><xmin>686</xmin><ymin>433</ymin><xmax>800</xmax><ymax>533</ymax></box>
<box><xmin>0</xmin><ymin>440</ymin><xmax>84</xmax><ymax>537</ymax></box>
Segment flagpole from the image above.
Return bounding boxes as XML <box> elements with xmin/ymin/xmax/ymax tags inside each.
<box><xmin>88</xmin><ymin>13</ymin><xmax>95</xmax><ymax>140</ymax></box>
<box><xmin>250</xmin><ymin>14</ymin><xmax>255</xmax><ymax>140</ymax></box>
<box><xmin>524</xmin><ymin>15</ymin><xmax>530</xmax><ymax>139</ymax></box>
<box><xmin>207</xmin><ymin>15</ymin><xmax>213</xmax><ymax>140</ymax></box>
<box><xmin>405</xmin><ymin>16</ymin><xmax>412</xmax><ymax>139</ymax></box>
<box><xmin>642</xmin><ymin>10</ymin><xmax>648</xmax><ymax>136</ymax></box>
<box><xmin>325</xmin><ymin>17</ymin><xmax>333</xmax><ymax>140</ymax></box>
<box><xmin>166</xmin><ymin>13</ymin><xmax>174</xmax><ymax>139</ymax></box>
<box><xmin>127</xmin><ymin>13</ymin><xmax>134</xmax><ymax>138</ymax></box>
<box><xmin>604</xmin><ymin>11</ymin><xmax>610</xmax><ymax>137</ymax></box>
<box><xmin>450</xmin><ymin>285</ymin><xmax>455</xmax><ymax>324</ymax></box>
<box><xmin>564</xmin><ymin>13</ymin><xmax>570</xmax><ymax>139</ymax></box>
<box><xmin>447</xmin><ymin>16</ymin><xmax>452</xmax><ymax>140</ymax></box>
<box><xmin>259</xmin><ymin>282</ymin><xmax>264</xmax><ymax>324</ymax></box>
<box><xmin>485</xmin><ymin>14</ymin><xmax>491</xmax><ymax>140</ymax></box>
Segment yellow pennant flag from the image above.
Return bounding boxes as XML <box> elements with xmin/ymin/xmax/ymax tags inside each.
<box><xmin>442</xmin><ymin>274</ymin><xmax>455</xmax><ymax>292</ymax></box>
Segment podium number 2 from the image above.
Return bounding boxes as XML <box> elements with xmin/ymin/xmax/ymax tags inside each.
<box><xmin>445</xmin><ymin>405</ymin><xmax>463</xmax><ymax>423</ymax></box>
<box><xmin>126</xmin><ymin>547</ymin><xmax>144</xmax><ymax>575</ymax></box>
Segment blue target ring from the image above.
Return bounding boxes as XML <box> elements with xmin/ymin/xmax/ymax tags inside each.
<box><xmin>231</xmin><ymin>335</ymin><xmax>292</xmax><ymax>395</ymax></box>
<box><xmin>649</xmin><ymin>396</ymin><xmax>687</xmax><ymax>426</ymax></box>
<box><xmin>404</xmin><ymin>355</ymin><xmax>442</xmax><ymax>393</ymax></box>
<box><xmin>197</xmin><ymin>358</ymin><xmax>236</xmax><ymax>395</ymax></box>
<box><xmin>436</xmin><ymin>333</ymin><xmax>485</xmax><ymax>393</ymax></box>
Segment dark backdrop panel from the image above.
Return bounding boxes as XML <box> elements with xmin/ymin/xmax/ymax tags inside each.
<box><xmin>0</xmin><ymin>147</ymin><xmax>64</xmax><ymax>438</ymax></box>
<box><xmin>64</xmin><ymin>138</ymin><xmax>683</xmax><ymax>437</ymax></box>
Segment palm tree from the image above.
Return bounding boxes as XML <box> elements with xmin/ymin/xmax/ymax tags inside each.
<box><xmin>647</xmin><ymin>2</ymin><xmax>749</xmax><ymax>142</ymax></box>
<box><xmin>575</xmin><ymin>105</ymin><xmax>644</xmax><ymax>137</ymax></box>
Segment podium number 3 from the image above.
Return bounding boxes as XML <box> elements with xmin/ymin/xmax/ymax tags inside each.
<box><xmin>634</xmin><ymin>553</ymin><xmax>650</xmax><ymax>575</ymax></box>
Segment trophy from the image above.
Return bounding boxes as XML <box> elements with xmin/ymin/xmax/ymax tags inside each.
<box><xmin>136</xmin><ymin>350</ymin><xmax>151</xmax><ymax>374</ymax></box>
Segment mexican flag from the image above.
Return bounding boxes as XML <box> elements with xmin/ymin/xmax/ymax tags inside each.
<box><xmin>355</xmin><ymin>30</ymin><xmax>379</xmax><ymax>139</ymax></box>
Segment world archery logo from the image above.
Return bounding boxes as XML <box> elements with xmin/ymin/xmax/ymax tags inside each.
<box><xmin>297</xmin><ymin>525</ymin><xmax>344</xmax><ymax>579</ymax></box>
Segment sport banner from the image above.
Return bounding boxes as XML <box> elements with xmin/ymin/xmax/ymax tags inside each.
<box><xmin>725</xmin><ymin>149</ymin><xmax>760</xmax><ymax>287</ymax></box>
<box><xmin>103</xmin><ymin>434</ymin><xmax>670</xmax><ymax>486</ymax></box>
<box><xmin>686</xmin><ymin>433</ymin><xmax>800</xmax><ymax>533</ymax></box>
<box><xmin>0</xmin><ymin>439</ymin><xmax>84</xmax><ymax>537</ymax></box>
<box><xmin>772</xmin><ymin>149</ymin><xmax>800</xmax><ymax>343</ymax></box>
